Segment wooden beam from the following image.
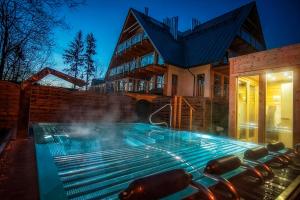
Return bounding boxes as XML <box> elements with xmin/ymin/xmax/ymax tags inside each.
<box><xmin>258</xmin><ymin>74</ymin><xmax>266</xmax><ymax>143</ymax></box>
<box><xmin>294</xmin><ymin>67</ymin><xmax>300</xmax><ymax>145</ymax></box>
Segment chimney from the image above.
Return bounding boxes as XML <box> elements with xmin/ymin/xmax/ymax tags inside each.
<box><xmin>163</xmin><ymin>16</ymin><xmax>179</xmax><ymax>40</ymax></box>
<box><xmin>144</xmin><ymin>7</ymin><xmax>149</xmax><ymax>16</ymax></box>
<box><xmin>191</xmin><ymin>18</ymin><xmax>201</xmax><ymax>31</ymax></box>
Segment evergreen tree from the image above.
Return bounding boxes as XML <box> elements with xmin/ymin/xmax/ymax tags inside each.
<box><xmin>84</xmin><ymin>33</ymin><xmax>96</xmax><ymax>90</ymax></box>
<box><xmin>63</xmin><ymin>30</ymin><xmax>84</xmax><ymax>88</ymax></box>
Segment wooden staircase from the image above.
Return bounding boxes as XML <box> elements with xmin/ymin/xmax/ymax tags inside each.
<box><xmin>171</xmin><ymin>96</ymin><xmax>211</xmax><ymax>131</ymax></box>
<box><xmin>150</xmin><ymin>96</ymin><xmax>214</xmax><ymax>131</ymax></box>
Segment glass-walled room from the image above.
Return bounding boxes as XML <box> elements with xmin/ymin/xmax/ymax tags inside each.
<box><xmin>237</xmin><ymin>75</ymin><xmax>259</xmax><ymax>143</ymax></box>
<box><xmin>265</xmin><ymin>71</ymin><xmax>293</xmax><ymax>148</ymax></box>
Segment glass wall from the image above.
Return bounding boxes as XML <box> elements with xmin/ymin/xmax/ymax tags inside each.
<box><xmin>237</xmin><ymin>75</ymin><xmax>259</xmax><ymax>143</ymax></box>
<box><xmin>266</xmin><ymin>71</ymin><xmax>293</xmax><ymax>148</ymax></box>
<box><xmin>140</xmin><ymin>52</ymin><xmax>154</xmax><ymax>67</ymax></box>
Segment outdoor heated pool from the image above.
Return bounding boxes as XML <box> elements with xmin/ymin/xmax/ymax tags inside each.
<box><xmin>33</xmin><ymin>123</ymin><xmax>259</xmax><ymax>200</ymax></box>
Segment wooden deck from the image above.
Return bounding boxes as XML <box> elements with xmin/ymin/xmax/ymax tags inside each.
<box><xmin>0</xmin><ymin>138</ymin><xmax>39</xmax><ymax>200</ymax></box>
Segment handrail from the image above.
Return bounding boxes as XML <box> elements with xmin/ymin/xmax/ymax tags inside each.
<box><xmin>149</xmin><ymin>103</ymin><xmax>172</xmax><ymax>127</ymax></box>
<box><xmin>182</xmin><ymin>97</ymin><xmax>196</xmax><ymax>111</ymax></box>
<box><xmin>181</xmin><ymin>97</ymin><xmax>195</xmax><ymax>130</ymax></box>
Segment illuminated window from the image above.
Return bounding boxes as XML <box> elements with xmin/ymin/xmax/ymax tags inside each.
<box><xmin>237</xmin><ymin>75</ymin><xmax>259</xmax><ymax>143</ymax></box>
<box><xmin>157</xmin><ymin>75</ymin><xmax>164</xmax><ymax>89</ymax></box>
<box><xmin>265</xmin><ymin>71</ymin><xmax>293</xmax><ymax>148</ymax></box>
<box><xmin>196</xmin><ymin>74</ymin><xmax>205</xmax><ymax>96</ymax></box>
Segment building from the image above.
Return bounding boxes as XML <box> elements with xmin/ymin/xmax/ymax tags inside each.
<box><xmin>229</xmin><ymin>43</ymin><xmax>300</xmax><ymax>147</ymax></box>
<box><xmin>100</xmin><ymin>1</ymin><xmax>266</xmax><ymax>100</ymax></box>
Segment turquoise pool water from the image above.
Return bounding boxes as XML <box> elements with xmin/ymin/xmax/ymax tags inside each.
<box><xmin>33</xmin><ymin>123</ymin><xmax>259</xmax><ymax>200</ymax></box>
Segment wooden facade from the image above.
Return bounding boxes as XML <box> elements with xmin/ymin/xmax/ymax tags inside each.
<box><xmin>0</xmin><ymin>81</ymin><xmax>20</xmax><ymax>130</ymax></box>
<box><xmin>0</xmin><ymin>73</ymin><xmax>137</xmax><ymax>137</ymax></box>
<box><xmin>229</xmin><ymin>43</ymin><xmax>300</xmax><ymax>146</ymax></box>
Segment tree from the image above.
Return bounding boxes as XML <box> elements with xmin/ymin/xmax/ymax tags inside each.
<box><xmin>84</xmin><ymin>33</ymin><xmax>96</xmax><ymax>90</ymax></box>
<box><xmin>0</xmin><ymin>0</ymin><xmax>84</xmax><ymax>82</ymax></box>
<box><xmin>63</xmin><ymin>30</ymin><xmax>84</xmax><ymax>87</ymax></box>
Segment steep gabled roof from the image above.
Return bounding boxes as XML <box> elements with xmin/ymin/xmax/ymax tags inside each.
<box><xmin>128</xmin><ymin>1</ymin><xmax>263</xmax><ymax>68</ymax></box>
<box><xmin>131</xmin><ymin>8</ymin><xmax>185</xmax><ymax>67</ymax></box>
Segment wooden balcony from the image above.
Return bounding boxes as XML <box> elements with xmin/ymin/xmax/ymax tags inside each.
<box><xmin>108</xmin><ymin>64</ymin><xmax>167</xmax><ymax>80</ymax></box>
<box><xmin>111</xmin><ymin>39</ymin><xmax>154</xmax><ymax>66</ymax></box>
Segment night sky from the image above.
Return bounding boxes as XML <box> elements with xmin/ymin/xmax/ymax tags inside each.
<box><xmin>52</xmin><ymin>0</ymin><xmax>300</xmax><ymax>77</ymax></box>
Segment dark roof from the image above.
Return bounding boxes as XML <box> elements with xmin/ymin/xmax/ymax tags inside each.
<box><xmin>130</xmin><ymin>1</ymin><xmax>260</xmax><ymax>68</ymax></box>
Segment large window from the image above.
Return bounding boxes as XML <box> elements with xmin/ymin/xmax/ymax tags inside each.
<box><xmin>128</xmin><ymin>79</ymin><xmax>134</xmax><ymax>92</ymax></box>
<box><xmin>157</xmin><ymin>75</ymin><xmax>164</xmax><ymax>89</ymax></box>
<box><xmin>137</xmin><ymin>80</ymin><xmax>146</xmax><ymax>92</ymax></box>
<box><xmin>237</xmin><ymin>75</ymin><xmax>259</xmax><ymax>143</ymax></box>
<box><xmin>196</xmin><ymin>74</ymin><xmax>205</xmax><ymax>96</ymax></box>
<box><xmin>213</xmin><ymin>74</ymin><xmax>222</xmax><ymax>97</ymax></box>
<box><xmin>265</xmin><ymin>71</ymin><xmax>293</xmax><ymax>148</ymax></box>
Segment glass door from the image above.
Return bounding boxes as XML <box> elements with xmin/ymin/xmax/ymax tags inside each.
<box><xmin>237</xmin><ymin>75</ymin><xmax>259</xmax><ymax>143</ymax></box>
<box><xmin>266</xmin><ymin>71</ymin><xmax>293</xmax><ymax>148</ymax></box>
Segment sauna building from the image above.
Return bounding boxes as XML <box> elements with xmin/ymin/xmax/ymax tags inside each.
<box><xmin>100</xmin><ymin>1</ymin><xmax>266</xmax><ymax>98</ymax></box>
<box><xmin>229</xmin><ymin>44</ymin><xmax>300</xmax><ymax>148</ymax></box>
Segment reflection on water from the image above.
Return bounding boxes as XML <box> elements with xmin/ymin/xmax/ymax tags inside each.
<box><xmin>34</xmin><ymin>123</ymin><xmax>260</xmax><ymax>200</ymax></box>
<box><xmin>35</xmin><ymin>123</ymin><xmax>258</xmax><ymax>158</ymax></box>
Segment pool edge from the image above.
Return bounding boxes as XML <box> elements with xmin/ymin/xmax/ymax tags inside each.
<box><xmin>33</xmin><ymin>124</ymin><xmax>67</xmax><ymax>200</ymax></box>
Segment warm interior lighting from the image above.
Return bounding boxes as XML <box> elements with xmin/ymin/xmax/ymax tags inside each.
<box><xmin>237</xmin><ymin>75</ymin><xmax>259</xmax><ymax>143</ymax></box>
<box><xmin>266</xmin><ymin>71</ymin><xmax>293</xmax><ymax>148</ymax></box>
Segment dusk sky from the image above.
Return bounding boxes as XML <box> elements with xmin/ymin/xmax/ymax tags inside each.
<box><xmin>52</xmin><ymin>0</ymin><xmax>300</xmax><ymax>78</ymax></box>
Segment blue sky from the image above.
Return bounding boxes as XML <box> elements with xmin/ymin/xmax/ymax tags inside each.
<box><xmin>52</xmin><ymin>0</ymin><xmax>300</xmax><ymax>78</ymax></box>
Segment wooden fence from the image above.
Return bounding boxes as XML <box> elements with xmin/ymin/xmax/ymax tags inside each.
<box><xmin>29</xmin><ymin>85</ymin><xmax>136</xmax><ymax>123</ymax></box>
<box><xmin>0</xmin><ymin>82</ymin><xmax>137</xmax><ymax>137</ymax></box>
<box><xmin>0</xmin><ymin>81</ymin><xmax>20</xmax><ymax>130</ymax></box>
<box><xmin>150</xmin><ymin>96</ymin><xmax>227</xmax><ymax>132</ymax></box>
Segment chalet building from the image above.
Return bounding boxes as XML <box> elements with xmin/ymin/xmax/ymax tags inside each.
<box><xmin>99</xmin><ymin>2</ymin><xmax>266</xmax><ymax>99</ymax></box>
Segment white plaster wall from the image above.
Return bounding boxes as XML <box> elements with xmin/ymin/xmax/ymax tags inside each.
<box><xmin>165</xmin><ymin>64</ymin><xmax>211</xmax><ymax>97</ymax></box>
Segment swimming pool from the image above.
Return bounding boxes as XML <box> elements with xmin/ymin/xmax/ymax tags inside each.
<box><xmin>33</xmin><ymin>123</ymin><xmax>259</xmax><ymax>200</ymax></box>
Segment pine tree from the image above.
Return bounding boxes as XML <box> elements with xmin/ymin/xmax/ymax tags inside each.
<box><xmin>84</xmin><ymin>33</ymin><xmax>96</xmax><ymax>90</ymax></box>
<box><xmin>63</xmin><ymin>30</ymin><xmax>84</xmax><ymax>88</ymax></box>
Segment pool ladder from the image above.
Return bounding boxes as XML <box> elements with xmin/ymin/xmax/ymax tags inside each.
<box><xmin>149</xmin><ymin>103</ymin><xmax>172</xmax><ymax>127</ymax></box>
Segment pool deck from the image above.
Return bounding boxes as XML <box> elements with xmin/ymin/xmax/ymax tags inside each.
<box><xmin>0</xmin><ymin>137</ymin><xmax>39</xmax><ymax>200</ymax></box>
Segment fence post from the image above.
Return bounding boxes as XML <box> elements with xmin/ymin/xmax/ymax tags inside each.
<box><xmin>189</xmin><ymin>108</ymin><xmax>193</xmax><ymax>131</ymax></box>
<box><xmin>178</xmin><ymin>96</ymin><xmax>182</xmax><ymax>129</ymax></box>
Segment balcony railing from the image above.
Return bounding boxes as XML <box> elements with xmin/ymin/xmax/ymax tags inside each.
<box><xmin>105</xmin><ymin>78</ymin><xmax>165</xmax><ymax>95</ymax></box>
<box><xmin>116</xmin><ymin>32</ymin><xmax>148</xmax><ymax>55</ymax></box>
<box><xmin>109</xmin><ymin>52</ymin><xmax>164</xmax><ymax>77</ymax></box>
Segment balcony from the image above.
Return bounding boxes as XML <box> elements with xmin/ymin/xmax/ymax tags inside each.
<box><xmin>116</xmin><ymin>32</ymin><xmax>148</xmax><ymax>55</ymax></box>
<box><xmin>105</xmin><ymin>77</ymin><xmax>165</xmax><ymax>95</ymax></box>
<box><xmin>111</xmin><ymin>32</ymin><xmax>155</xmax><ymax>65</ymax></box>
<box><xmin>108</xmin><ymin>52</ymin><xmax>166</xmax><ymax>80</ymax></box>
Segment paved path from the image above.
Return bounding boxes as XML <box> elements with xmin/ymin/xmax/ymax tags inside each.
<box><xmin>0</xmin><ymin>138</ymin><xmax>39</xmax><ymax>200</ymax></box>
